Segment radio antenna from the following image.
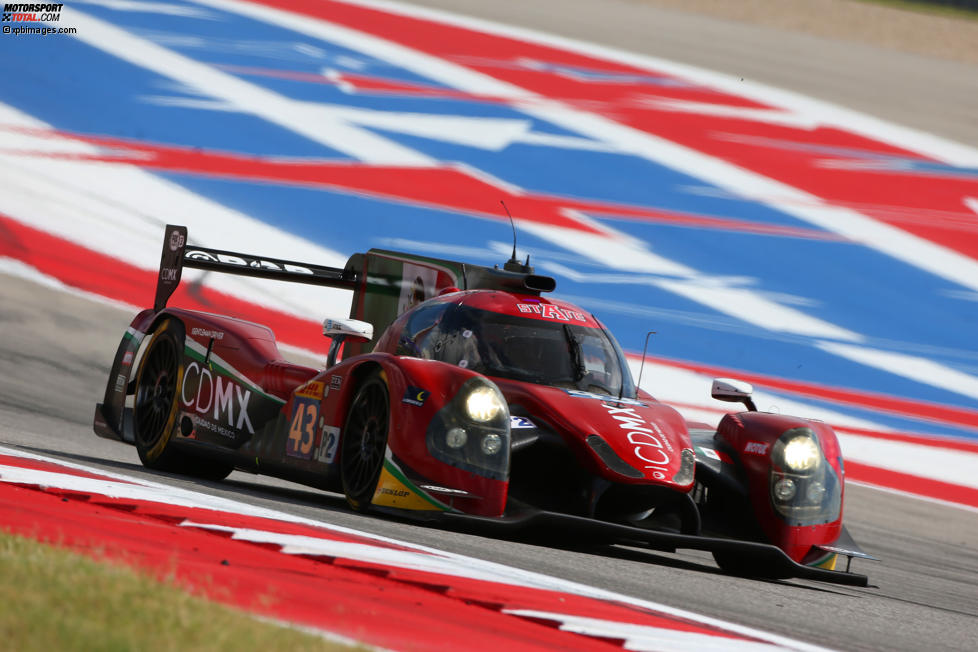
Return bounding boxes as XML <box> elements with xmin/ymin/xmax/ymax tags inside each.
<box><xmin>500</xmin><ymin>200</ymin><xmax>518</xmax><ymax>266</ymax></box>
<box><xmin>635</xmin><ymin>330</ymin><xmax>657</xmax><ymax>393</ymax></box>
<box><xmin>500</xmin><ymin>200</ymin><xmax>533</xmax><ymax>272</ymax></box>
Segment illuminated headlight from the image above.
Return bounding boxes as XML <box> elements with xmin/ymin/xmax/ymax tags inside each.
<box><xmin>446</xmin><ymin>427</ymin><xmax>467</xmax><ymax>449</ymax></box>
<box><xmin>774</xmin><ymin>478</ymin><xmax>797</xmax><ymax>501</ymax></box>
<box><xmin>465</xmin><ymin>386</ymin><xmax>504</xmax><ymax>422</ymax></box>
<box><xmin>783</xmin><ymin>434</ymin><xmax>820</xmax><ymax>472</ymax></box>
<box><xmin>481</xmin><ymin>433</ymin><xmax>502</xmax><ymax>455</ymax></box>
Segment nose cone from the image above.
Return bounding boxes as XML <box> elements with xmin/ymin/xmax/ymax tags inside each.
<box><xmin>514</xmin><ymin>385</ymin><xmax>693</xmax><ymax>487</ymax></box>
<box><xmin>582</xmin><ymin>395</ymin><xmax>693</xmax><ymax>486</ymax></box>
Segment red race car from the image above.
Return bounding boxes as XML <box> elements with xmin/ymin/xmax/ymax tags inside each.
<box><xmin>94</xmin><ymin>225</ymin><xmax>874</xmax><ymax>585</ymax></box>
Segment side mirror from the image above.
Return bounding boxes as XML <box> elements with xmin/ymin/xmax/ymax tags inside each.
<box><xmin>323</xmin><ymin>318</ymin><xmax>373</xmax><ymax>367</ymax></box>
<box><xmin>711</xmin><ymin>377</ymin><xmax>757</xmax><ymax>412</ymax></box>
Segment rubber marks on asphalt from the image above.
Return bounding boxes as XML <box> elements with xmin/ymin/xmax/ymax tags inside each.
<box><xmin>0</xmin><ymin>448</ymin><xmax>815</xmax><ymax>651</ymax></box>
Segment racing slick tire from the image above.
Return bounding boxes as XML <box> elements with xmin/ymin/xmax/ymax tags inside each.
<box><xmin>133</xmin><ymin>320</ymin><xmax>233</xmax><ymax>481</ymax></box>
<box><xmin>340</xmin><ymin>371</ymin><xmax>390</xmax><ymax>512</ymax></box>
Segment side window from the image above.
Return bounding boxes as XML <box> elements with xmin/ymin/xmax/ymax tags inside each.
<box><xmin>395</xmin><ymin>303</ymin><xmax>445</xmax><ymax>357</ymax></box>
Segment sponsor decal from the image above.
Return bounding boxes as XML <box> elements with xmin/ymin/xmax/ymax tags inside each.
<box><xmin>744</xmin><ymin>441</ymin><xmax>770</xmax><ymax>455</ymax></box>
<box><xmin>192</xmin><ymin>415</ymin><xmax>236</xmax><ymax>440</ymax></box>
<box><xmin>159</xmin><ymin>267</ymin><xmax>178</xmax><ymax>282</ymax></box>
<box><xmin>371</xmin><ymin>464</ymin><xmax>447</xmax><ymax>511</ymax></box>
<box><xmin>697</xmin><ymin>446</ymin><xmax>720</xmax><ymax>461</ymax></box>
<box><xmin>184</xmin><ymin>249</ymin><xmax>313</xmax><ymax>275</ymax></box>
<box><xmin>286</xmin><ymin>396</ymin><xmax>318</xmax><ymax>459</ymax></box>
<box><xmin>510</xmin><ymin>416</ymin><xmax>536</xmax><ymax>429</ymax></box>
<box><xmin>600</xmin><ymin>402</ymin><xmax>673</xmax><ymax>480</ymax></box>
<box><xmin>316</xmin><ymin>422</ymin><xmax>340</xmax><ymax>463</ymax></box>
<box><xmin>397</xmin><ymin>263</ymin><xmax>439</xmax><ymax>315</ymax></box>
<box><xmin>402</xmin><ymin>386</ymin><xmax>429</xmax><ymax>407</ymax></box>
<box><xmin>190</xmin><ymin>327</ymin><xmax>224</xmax><ymax>341</ymax></box>
<box><xmin>295</xmin><ymin>380</ymin><xmax>325</xmax><ymax>400</ymax></box>
<box><xmin>565</xmin><ymin>389</ymin><xmax>645</xmax><ymax>407</ymax></box>
<box><xmin>517</xmin><ymin>303</ymin><xmax>587</xmax><ymax>322</ymax></box>
<box><xmin>180</xmin><ymin>361</ymin><xmax>254</xmax><ymax>434</ymax></box>
<box><xmin>114</xmin><ymin>373</ymin><xmax>126</xmax><ymax>393</ymax></box>
<box><xmin>330</xmin><ymin>374</ymin><xmax>342</xmax><ymax>390</ymax></box>
<box><xmin>168</xmin><ymin>229</ymin><xmax>185</xmax><ymax>252</ymax></box>
<box><xmin>121</xmin><ymin>351</ymin><xmax>133</xmax><ymax>366</ymax></box>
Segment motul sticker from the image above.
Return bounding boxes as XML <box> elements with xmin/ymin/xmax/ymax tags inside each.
<box><xmin>744</xmin><ymin>441</ymin><xmax>770</xmax><ymax>455</ymax></box>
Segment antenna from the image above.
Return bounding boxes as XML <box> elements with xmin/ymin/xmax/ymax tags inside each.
<box><xmin>501</xmin><ymin>200</ymin><xmax>519</xmax><ymax>266</ymax></box>
<box><xmin>500</xmin><ymin>200</ymin><xmax>533</xmax><ymax>273</ymax></box>
<box><xmin>635</xmin><ymin>331</ymin><xmax>657</xmax><ymax>393</ymax></box>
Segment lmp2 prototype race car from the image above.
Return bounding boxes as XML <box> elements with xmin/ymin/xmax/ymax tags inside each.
<box><xmin>94</xmin><ymin>225</ymin><xmax>874</xmax><ymax>585</ymax></box>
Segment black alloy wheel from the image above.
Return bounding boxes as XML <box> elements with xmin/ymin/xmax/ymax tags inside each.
<box><xmin>340</xmin><ymin>373</ymin><xmax>390</xmax><ymax>511</ymax></box>
<box><xmin>134</xmin><ymin>325</ymin><xmax>181</xmax><ymax>464</ymax></box>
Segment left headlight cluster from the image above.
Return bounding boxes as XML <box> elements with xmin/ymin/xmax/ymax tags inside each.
<box><xmin>427</xmin><ymin>377</ymin><xmax>510</xmax><ymax>480</ymax></box>
<box><xmin>768</xmin><ymin>427</ymin><xmax>842</xmax><ymax>526</ymax></box>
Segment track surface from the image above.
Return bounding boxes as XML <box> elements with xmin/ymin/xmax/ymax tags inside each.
<box><xmin>2</xmin><ymin>2</ymin><xmax>977</xmax><ymax>650</ymax></box>
<box><xmin>403</xmin><ymin>0</ymin><xmax>978</xmax><ymax>147</ymax></box>
<box><xmin>2</xmin><ymin>273</ymin><xmax>976</xmax><ymax>651</ymax></box>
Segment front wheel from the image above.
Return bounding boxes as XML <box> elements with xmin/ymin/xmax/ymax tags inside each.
<box><xmin>340</xmin><ymin>372</ymin><xmax>390</xmax><ymax>511</ymax></box>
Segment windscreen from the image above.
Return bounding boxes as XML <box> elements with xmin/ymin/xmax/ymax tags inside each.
<box><xmin>399</xmin><ymin>303</ymin><xmax>636</xmax><ymax>397</ymax></box>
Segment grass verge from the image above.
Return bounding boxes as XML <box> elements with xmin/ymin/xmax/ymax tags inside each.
<box><xmin>855</xmin><ymin>0</ymin><xmax>978</xmax><ymax>21</ymax></box>
<box><xmin>0</xmin><ymin>530</ymin><xmax>356</xmax><ymax>652</ymax></box>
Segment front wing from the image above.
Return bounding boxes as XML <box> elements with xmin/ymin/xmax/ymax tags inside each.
<box><xmin>435</xmin><ymin>509</ymin><xmax>874</xmax><ymax>586</ymax></box>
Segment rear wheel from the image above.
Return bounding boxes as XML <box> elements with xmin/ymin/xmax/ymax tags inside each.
<box><xmin>340</xmin><ymin>372</ymin><xmax>390</xmax><ymax>511</ymax></box>
<box><xmin>133</xmin><ymin>320</ymin><xmax>233</xmax><ymax>481</ymax></box>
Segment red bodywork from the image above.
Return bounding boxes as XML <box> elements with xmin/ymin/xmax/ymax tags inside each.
<box><xmin>94</xmin><ymin>229</ymin><xmax>864</xmax><ymax>580</ymax></box>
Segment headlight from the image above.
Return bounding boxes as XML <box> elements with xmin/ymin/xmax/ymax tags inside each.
<box><xmin>773</xmin><ymin>478</ymin><xmax>797</xmax><ymax>501</ymax></box>
<box><xmin>783</xmin><ymin>434</ymin><xmax>819</xmax><ymax>472</ymax></box>
<box><xmin>465</xmin><ymin>386</ymin><xmax>504</xmax><ymax>422</ymax></box>
<box><xmin>425</xmin><ymin>378</ymin><xmax>510</xmax><ymax>480</ymax></box>
<box><xmin>446</xmin><ymin>427</ymin><xmax>467</xmax><ymax>449</ymax></box>
<box><xmin>481</xmin><ymin>433</ymin><xmax>502</xmax><ymax>455</ymax></box>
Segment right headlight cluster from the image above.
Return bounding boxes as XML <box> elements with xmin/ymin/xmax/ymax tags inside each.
<box><xmin>768</xmin><ymin>427</ymin><xmax>842</xmax><ymax>526</ymax></box>
<box><xmin>426</xmin><ymin>377</ymin><xmax>510</xmax><ymax>480</ymax></box>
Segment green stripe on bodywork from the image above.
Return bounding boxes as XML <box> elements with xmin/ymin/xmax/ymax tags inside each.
<box><xmin>382</xmin><ymin>458</ymin><xmax>452</xmax><ymax>512</ymax></box>
<box><xmin>183</xmin><ymin>345</ymin><xmax>285</xmax><ymax>405</ymax></box>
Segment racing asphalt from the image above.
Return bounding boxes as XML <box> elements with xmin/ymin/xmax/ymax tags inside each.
<box><xmin>2</xmin><ymin>2</ymin><xmax>977</xmax><ymax>650</ymax></box>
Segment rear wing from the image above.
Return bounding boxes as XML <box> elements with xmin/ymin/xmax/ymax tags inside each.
<box><xmin>154</xmin><ymin>224</ymin><xmax>556</xmax><ymax>354</ymax></box>
<box><xmin>155</xmin><ymin>225</ymin><xmax>358</xmax><ymax>311</ymax></box>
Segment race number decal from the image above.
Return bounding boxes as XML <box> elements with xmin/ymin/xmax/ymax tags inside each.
<box><xmin>286</xmin><ymin>397</ymin><xmax>318</xmax><ymax>459</ymax></box>
<box><xmin>317</xmin><ymin>424</ymin><xmax>340</xmax><ymax>463</ymax></box>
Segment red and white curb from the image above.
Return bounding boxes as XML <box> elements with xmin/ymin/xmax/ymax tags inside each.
<box><xmin>0</xmin><ymin>445</ymin><xmax>830</xmax><ymax>651</ymax></box>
